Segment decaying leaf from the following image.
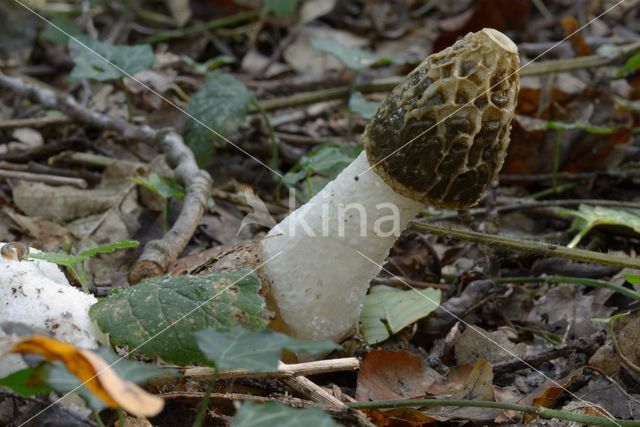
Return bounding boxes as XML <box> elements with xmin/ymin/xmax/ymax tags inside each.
<box><xmin>8</xmin><ymin>335</ymin><xmax>164</xmax><ymax>417</ymax></box>
<box><xmin>426</xmin><ymin>360</ymin><xmax>498</xmax><ymax>421</ymax></box>
<box><xmin>527</xmin><ymin>286</ymin><xmax>614</xmax><ymax>340</ymax></box>
<box><xmin>356</xmin><ymin>349</ymin><xmax>441</xmax><ymax>401</ymax></box>
<box><xmin>455</xmin><ymin>325</ymin><xmax>524</xmax><ymax>365</ymax></box>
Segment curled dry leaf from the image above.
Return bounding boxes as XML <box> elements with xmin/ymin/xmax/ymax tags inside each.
<box><xmin>9</xmin><ymin>336</ymin><xmax>164</xmax><ymax>418</ymax></box>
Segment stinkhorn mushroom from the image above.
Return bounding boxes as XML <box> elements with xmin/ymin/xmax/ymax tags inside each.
<box><xmin>216</xmin><ymin>28</ymin><xmax>520</xmax><ymax>342</ymax></box>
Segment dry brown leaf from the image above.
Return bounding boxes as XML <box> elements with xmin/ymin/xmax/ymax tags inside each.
<box><xmin>503</xmin><ymin>82</ymin><xmax>633</xmax><ymax>176</ymax></box>
<box><xmin>368</xmin><ymin>407</ymin><xmax>440</xmax><ymax>426</ymax></box>
<box><xmin>10</xmin><ymin>335</ymin><xmax>164</xmax><ymax>417</ymax></box>
<box><xmin>425</xmin><ymin>359</ymin><xmax>500</xmax><ymax>422</ymax></box>
<box><xmin>561</xmin><ymin>16</ymin><xmax>592</xmax><ymax>56</ymax></box>
<box><xmin>426</xmin><ymin>363</ymin><xmax>474</xmax><ymax>396</ymax></box>
<box><xmin>356</xmin><ymin>349</ymin><xmax>442</xmax><ymax>401</ymax></box>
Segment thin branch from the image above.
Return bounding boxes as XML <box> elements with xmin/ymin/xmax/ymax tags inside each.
<box><xmin>409</xmin><ymin>221</ymin><xmax>640</xmax><ymax>270</ymax></box>
<box><xmin>0</xmin><ymin>72</ymin><xmax>212</xmax><ymax>283</ymax></box>
<box><xmin>256</xmin><ymin>41</ymin><xmax>640</xmax><ymax>111</ymax></box>
<box><xmin>425</xmin><ymin>198</ymin><xmax>640</xmax><ymax>223</ymax></box>
<box><xmin>0</xmin><ymin>115</ymin><xmax>72</xmax><ymax>129</ymax></box>
<box><xmin>347</xmin><ymin>398</ymin><xmax>639</xmax><ymax>427</ymax></box>
<box><xmin>155</xmin><ymin>357</ymin><xmax>360</xmax><ymax>384</ymax></box>
<box><xmin>0</xmin><ymin>169</ymin><xmax>87</xmax><ymax>188</ymax></box>
<box><xmin>283</xmin><ymin>375</ymin><xmax>376</xmax><ymax>427</ymax></box>
<box><xmin>492</xmin><ymin>331</ymin><xmax>605</xmax><ymax>375</ymax></box>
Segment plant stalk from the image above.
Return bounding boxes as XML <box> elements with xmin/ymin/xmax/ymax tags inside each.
<box><xmin>346</xmin><ymin>399</ymin><xmax>640</xmax><ymax>426</ymax></box>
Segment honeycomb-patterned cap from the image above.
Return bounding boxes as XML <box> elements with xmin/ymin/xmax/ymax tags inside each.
<box><xmin>363</xmin><ymin>28</ymin><xmax>520</xmax><ymax>209</ymax></box>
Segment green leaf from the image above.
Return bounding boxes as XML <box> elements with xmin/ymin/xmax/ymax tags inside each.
<box><xmin>281</xmin><ymin>144</ymin><xmax>362</xmax><ymax>202</ymax></box>
<box><xmin>0</xmin><ymin>368</ymin><xmax>51</xmax><ymax>396</ymax></box>
<box><xmin>78</xmin><ymin>239</ymin><xmax>139</xmax><ymax>258</ymax></box>
<box><xmin>232</xmin><ymin>401</ymin><xmax>340</xmax><ymax>427</ymax></box>
<box><xmin>131</xmin><ymin>173</ymin><xmax>185</xmax><ymax>200</ymax></box>
<box><xmin>348</xmin><ymin>91</ymin><xmax>380</xmax><ymax>119</ymax></box>
<box><xmin>617</xmin><ymin>51</ymin><xmax>640</xmax><ymax>77</ymax></box>
<box><xmin>28</xmin><ymin>240</ymin><xmax>139</xmax><ymax>268</ymax></box>
<box><xmin>310</xmin><ymin>37</ymin><xmax>405</xmax><ymax>71</ymax></box>
<box><xmin>185</xmin><ymin>71</ymin><xmax>253</xmax><ymax>165</ymax></box>
<box><xmin>264</xmin><ymin>0</ymin><xmax>299</xmax><ymax>17</ymax></box>
<box><xmin>183</xmin><ymin>55</ymin><xmax>235</xmax><ymax>74</ymax></box>
<box><xmin>40</xmin><ymin>16</ymin><xmax>82</xmax><ymax>44</ymax></box>
<box><xmin>555</xmin><ymin>205</ymin><xmax>640</xmax><ymax>247</ymax></box>
<box><xmin>40</xmin><ymin>348</ymin><xmax>176</xmax><ymax>412</ymax></box>
<box><xmin>89</xmin><ymin>271</ymin><xmax>269</xmax><ymax>365</ymax></box>
<box><xmin>626</xmin><ymin>273</ymin><xmax>640</xmax><ymax>285</ymax></box>
<box><xmin>360</xmin><ymin>285</ymin><xmax>441</xmax><ymax>344</ymax></box>
<box><xmin>68</xmin><ymin>35</ymin><xmax>155</xmax><ymax>81</ymax></box>
<box><xmin>196</xmin><ymin>326</ymin><xmax>339</xmax><ymax>371</ymax></box>
<box><xmin>28</xmin><ymin>251</ymin><xmax>84</xmax><ymax>268</ymax></box>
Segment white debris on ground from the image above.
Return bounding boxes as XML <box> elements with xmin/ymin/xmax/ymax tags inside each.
<box><xmin>0</xmin><ymin>243</ymin><xmax>99</xmax><ymax>377</ymax></box>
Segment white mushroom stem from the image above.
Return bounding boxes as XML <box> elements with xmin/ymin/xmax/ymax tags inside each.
<box><xmin>261</xmin><ymin>152</ymin><xmax>423</xmax><ymax>341</ymax></box>
<box><xmin>258</xmin><ymin>28</ymin><xmax>520</xmax><ymax>342</ymax></box>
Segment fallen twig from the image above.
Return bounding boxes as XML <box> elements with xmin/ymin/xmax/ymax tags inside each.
<box><xmin>0</xmin><ymin>72</ymin><xmax>213</xmax><ymax>283</ymax></box>
<box><xmin>347</xmin><ymin>398</ymin><xmax>640</xmax><ymax>427</ymax></box>
<box><xmin>492</xmin><ymin>331</ymin><xmax>605</xmax><ymax>375</ymax></box>
<box><xmin>425</xmin><ymin>198</ymin><xmax>640</xmax><ymax>223</ymax></box>
<box><xmin>409</xmin><ymin>221</ymin><xmax>640</xmax><ymax>270</ymax></box>
<box><xmin>256</xmin><ymin>41</ymin><xmax>640</xmax><ymax>111</ymax></box>
<box><xmin>0</xmin><ymin>169</ymin><xmax>87</xmax><ymax>188</ymax></box>
<box><xmin>283</xmin><ymin>375</ymin><xmax>375</xmax><ymax>427</ymax></box>
<box><xmin>156</xmin><ymin>357</ymin><xmax>360</xmax><ymax>384</ymax></box>
<box><xmin>499</xmin><ymin>169</ymin><xmax>640</xmax><ymax>183</ymax></box>
<box><xmin>0</xmin><ymin>115</ymin><xmax>72</xmax><ymax>129</ymax></box>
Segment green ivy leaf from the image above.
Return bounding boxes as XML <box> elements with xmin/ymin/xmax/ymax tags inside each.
<box><xmin>0</xmin><ymin>368</ymin><xmax>51</xmax><ymax>396</ymax></box>
<box><xmin>68</xmin><ymin>35</ymin><xmax>155</xmax><ymax>81</ymax></box>
<box><xmin>555</xmin><ymin>205</ymin><xmax>640</xmax><ymax>248</ymax></box>
<box><xmin>185</xmin><ymin>71</ymin><xmax>253</xmax><ymax>165</ymax></box>
<box><xmin>264</xmin><ymin>0</ymin><xmax>299</xmax><ymax>17</ymax></box>
<box><xmin>90</xmin><ymin>270</ymin><xmax>268</xmax><ymax>365</ymax></box>
<box><xmin>40</xmin><ymin>16</ymin><xmax>82</xmax><ymax>44</ymax></box>
<box><xmin>39</xmin><ymin>348</ymin><xmax>176</xmax><ymax>412</ymax></box>
<box><xmin>310</xmin><ymin>37</ymin><xmax>405</xmax><ymax>71</ymax></box>
<box><xmin>360</xmin><ymin>285</ymin><xmax>441</xmax><ymax>344</ymax></box>
<box><xmin>282</xmin><ymin>144</ymin><xmax>362</xmax><ymax>202</ymax></box>
<box><xmin>348</xmin><ymin>91</ymin><xmax>380</xmax><ymax>119</ymax></box>
<box><xmin>231</xmin><ymin>401</ymin><xmax>340</xmax><ymax>427</ymax></box>
<box><xmin>196</xmin><ymin>326</ymin><xmax>339</xmax><ymax>371</ymax></box>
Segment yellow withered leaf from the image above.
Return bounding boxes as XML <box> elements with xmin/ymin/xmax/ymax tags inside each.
<box><xmin>10</xmin><ymin>335</ymin><xmax>164</xmax><ymax>417</ymax></box>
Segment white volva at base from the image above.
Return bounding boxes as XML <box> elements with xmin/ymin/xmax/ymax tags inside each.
<box><xmin>0</xmin><ymin>245</ymin><xmax>99</xmax><ymax>377</ymax></box>
<box><xmin>261</xmin><ymin>152</ymin><xmax>424</xmax><ymax>341</ymax></box>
